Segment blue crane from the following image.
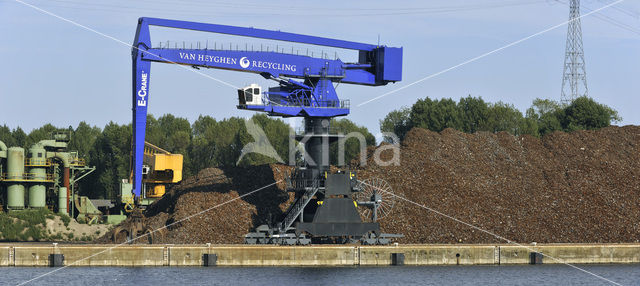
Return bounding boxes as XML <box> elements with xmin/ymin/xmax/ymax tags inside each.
<box><xmin>131</xmin><ymin>17</ymin><xmax>403</xmax><ymax>244</ymax></box>
<box><xmin>132</xmin><ymin>17</ymin><xmax>401</xmax><ymax>197</ymax></box>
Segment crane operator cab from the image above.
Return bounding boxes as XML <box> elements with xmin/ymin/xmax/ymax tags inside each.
<box><xmin>237</xmin><ymin>84</ymin><xmax>263</xmax><ymax>106</ymax></box>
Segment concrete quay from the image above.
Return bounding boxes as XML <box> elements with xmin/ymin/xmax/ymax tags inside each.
<box><xmin>0</xmin><ymin>243</ymin><xmax>638</xmax><ymax>267</ymax></box>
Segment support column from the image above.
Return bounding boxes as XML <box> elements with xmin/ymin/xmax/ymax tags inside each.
<box><xmin>64</xmin><ymin>167</ymin><xmax>70</xmax><ymax>213</ymax></box>
<box><xmin>303</xmin><ymin>117</ymin><xmax>330</xmax><ymax>179</ymax></box>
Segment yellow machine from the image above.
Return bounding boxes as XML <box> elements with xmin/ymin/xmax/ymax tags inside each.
<box><xmin>119</xmin><ymin>142</ymin><xmax>183</xmax><ymax>212</ymax></box>
<box><xmin>112</xmin><ymin>142</ymin><xmax>182</xmax><ymax>243</ymax></box>
<box><xmin>142</xmin><ymin>141</ymin><xmax>183</xmax><ymax>199</ymax></box>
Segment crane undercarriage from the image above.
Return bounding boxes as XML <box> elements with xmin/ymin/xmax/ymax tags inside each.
<box><xmin>244</xmin><ymin>118</ymin><xmax>402</xmax><ymax>245</ymax></box>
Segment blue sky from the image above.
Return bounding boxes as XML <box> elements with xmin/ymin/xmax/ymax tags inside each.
<box><xmin>1</xmin><ymin>0</ymin><xmax>639</xmax><ymax>137</ymax></box>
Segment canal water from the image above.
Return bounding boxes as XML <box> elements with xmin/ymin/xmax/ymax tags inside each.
<box><xmin>2</xmin><ymin>264</ymin><xmax>638</xmax><ymax>285</ymax></box>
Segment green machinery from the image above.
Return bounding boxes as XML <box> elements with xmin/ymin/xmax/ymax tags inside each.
<box><xmin>0</xmin><ymin>132</ymin><xmax>97</xmax><ymax>218</ymax></box>
<box><xmin>0</xmin><ymin>133</ymin><xmax>180</xmax><ymax>228</ymax></box>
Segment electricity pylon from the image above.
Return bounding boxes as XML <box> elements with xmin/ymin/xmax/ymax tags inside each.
<box><xmin>561</xmin><ymin>0</ymin><xmax>589</xmax><ymax>104</ymax></box>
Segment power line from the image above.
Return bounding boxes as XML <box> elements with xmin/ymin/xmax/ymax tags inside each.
<box><xmin>4</xmin><ymin>0</ymin><xmax>548</xmax><ymax>18</ymax></box>
<box><xmin>131</xmin><ymin>0</ymin><xmax>546</xmax><ymax>12</ymax></box>
<box><xmin>597</xmin><ymin>0</ymin><xmax>640</xmax><ymax>19</ymax></box>
<box><xmin>585</xmin><ymin>2</ymin><xmax>640</xmax><ymax>35</ymax></box>
<box><xmin>590</xmin><ymin>12</ymin><xmax>640</xmax><ymax>35</ymax></box>
<box><xmin>556</xmin><ymin>0</ymin><xmax>640</xmax><ymax>36</ymax></box>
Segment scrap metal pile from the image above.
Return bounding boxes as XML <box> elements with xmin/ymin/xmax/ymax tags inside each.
<box><xmin>100</xmin><ymin>126</ymin><xmax>640</xmax><ymax>244</ymax></box>
<box><xmin>359</xmin><ymin>125</ymin><xmax>640</xmax><ymax>243</ymax></box>
<box><xmin>98</xmin><ymin>165</ymin><xmax>292</xmax><ymax>244</ymax></box>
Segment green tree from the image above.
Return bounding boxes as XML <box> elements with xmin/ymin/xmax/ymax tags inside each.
<box><xmin>458</xmin><ymin>96</ymin><xmax>489</xmax><ymax>133</ymax></box>
<box><xmin>12</xmin><ymin>127</ymin><xmax>27</xmax><ymax>148</ymax></box>
<box><xmin>145</xmin><ymin>114</ymin><xmax>161</xmax><ymax>147</ymax></box>
<box><xmin>409</xmin><ymin>97</ymin><xmax>461</xmax><ymax>132</ymax></box>
<box><xmin>484</xmin><ymin>102</ymin><xmax>524</xmax><ymax>134</ymax></box>
<box><xmin>0</xmin><ymin>125</ymin><xmax>16</xmax><ymax>147</ymax></box>
<box><xmin>379</xmin><ymin>107</ymin><xmax>411</xmax><ymax>142</ymax></box>
<box><xmin>241</xmin><ymin>114</ymin><xmax>291</xmax><ymax>166</ymax></box>
<box><xmin>84</xmin><ymin>122</ymin><xmax>132</xmax><ymax>199</ymax></box>
<box><xmin>189</xmin><ymin>116</ymin><xmax>249</xmax><ymax>168</ymax></box>
<box><xmin>188</xmin><ymin>115</ymin><xmax>218</xmax><ymax>173</ymax></box>
<box><xmin>520</xmin><ymin>109</ymin><xmax>540</xmax><ymax>137</ymax></box>
<box><xmin>330</xmin><ymin>119</ymin><xmax>376</xmax><ymax>165</ymax></box>
<box><xmin>68</xmin><ymin>122</ymin><xmax>101</xmax><ymax>162</ymax></box>
<box><xmin>213</xmin><ymin>117</ymin><xmax>249</xmax><ymax>167</ymax></box>
<box><xmin>25</xmin><ymin>124</ymin><xmax>60</xmax><ymax>147</ymax></box>
<box><xmin>561</xmin><ymin>96</ymin><xmax>621</xmax><ymax>131</ymax></box>
<box><xmin>527</xmin><ymin>98</ymin><xmax>563</xmax><ymax>136</ymax></box>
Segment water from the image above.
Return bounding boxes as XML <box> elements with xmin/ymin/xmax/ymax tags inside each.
<box><xmin>2</xmin><ymin>265</ymin><xmax>639</xmax><ymax>286</ymax></box>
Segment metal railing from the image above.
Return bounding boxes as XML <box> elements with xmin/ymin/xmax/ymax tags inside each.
<box><xmin>281</xmin><ymin>179</ymin><xmax>321</xmax><ymax>231</ymax></box>
<box><xmin>258</xmin><ymin>99</ymin><xmax>349</xmax><ymax>110</ymax></box>
<box><xmin>24</xmin><ymin>158</ymin><xmax>52</xmax><ymax>166</ymax></box>
<box><xmin>287</xmin><ymin>99</ymin><xmax>349</xmax><ymax>109</ymax></box>
<box><xmin>70</xmin><ymin>158</ymin><xmax>86</xmax><ymax>166</ymax></box>
<box><xmin>288</xmin><ymin>178</ymin><xmax>325</xmax><ymax>190</ymax></box>
<box><xmin>0</xmin><ymin>173</ymin><xmax>54</xmax><ymax>182</ymax></box>
<box><xmin>23</xmin><ymin>157</ymin><xmax>85</xmax><ymax>167</ymax></box>
<box><xmin>154</xmin><ymin>41</ymin><xmax>346</xmax><ymax>61</ymax></box>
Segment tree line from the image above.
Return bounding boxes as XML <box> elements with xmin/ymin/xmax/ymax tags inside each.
<box><xmin>380</xmin><ymin>96</ymin><xmax>621</xmax><ymax>141</ymax></box>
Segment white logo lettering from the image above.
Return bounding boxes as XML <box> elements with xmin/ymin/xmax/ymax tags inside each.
<box><xmin>251</xmin><ymin>60</ymin><xmax>297</xmax><ymax>72</ymax></box>
<box><xmin>176</xmin><ymin>52</ymin><xmax>297</xmax><ymax>72</ymax></box>
<box><xmin>239</xmin><ymin>57</ymin><xmax>250</xmax><ymax>68</ymax></box>
<box><xmin>179</xmin><ymin>52</ymin><xmax>237</xmax><ymax>65</ymax></box>
<box><xmin>137</xmin><ymin>71</ymin><xmax>148</xmax><ymax>106</ymax></box>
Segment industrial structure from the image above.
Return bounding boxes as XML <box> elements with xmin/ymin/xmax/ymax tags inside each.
<box><xmin>561</xmin><ymin>0</ymin><xmax>589</xmax><ymax>104</ymax></box>
<box><xmin>0</xmin><ymin>133</ymin><xmax>94</xmax><ymax>216</ymax></box>
<box><xmin>0</xmin><ymin>129</ymin><xmax>182</xmax><ymax>231</ymax></box>
<box><xmin>130</xmin><ymin>18</ymin><xmax>403</xmax><ymax>244</ymax></box>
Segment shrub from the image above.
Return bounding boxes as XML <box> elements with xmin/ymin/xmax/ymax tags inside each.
<box><xmin>8</xmin><ymin>209</ymin><xmax>49</xmax><ymax>226</ymax></box>
<box><xmin>60</xmin><ymin>214</ymin><xmax>71</xmax><ymax>227</ymax></box>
